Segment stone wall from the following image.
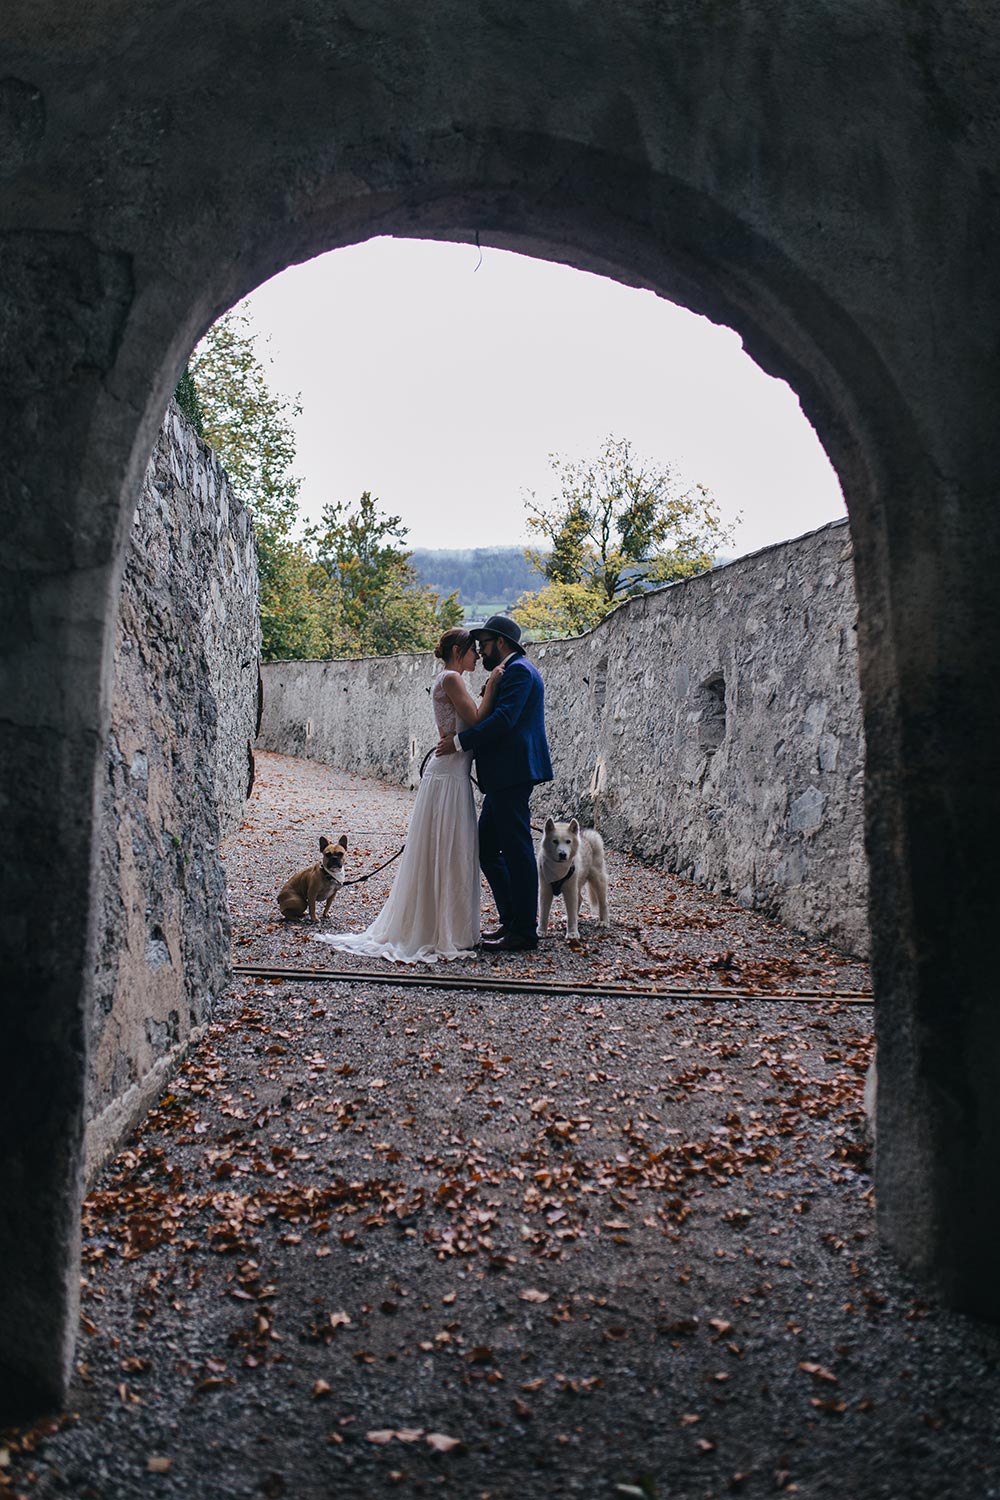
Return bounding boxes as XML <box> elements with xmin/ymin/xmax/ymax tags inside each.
<box><xmin>85</xmin><ymin>403</ymin><xmax>260</xmax><ymax>1177</ymax></box>
<box><xmin>259</xmin><ymin>519</ymin><xmax>867</xmax><ymax>954</ymax></box>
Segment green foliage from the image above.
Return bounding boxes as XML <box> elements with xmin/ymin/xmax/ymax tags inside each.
<box><xmin>190</xmin><ymin>307</ymin><xmax>331</xmax><ymax>660</ymax></box>
<box><xmin>515</xmin><ymin>433</ymin><xmax>736</xmax><ymax>637</ymax></box>
<box><xmin>308</xmin><ymin>491</ymin><xmax>463</xmax><ymax>657</ymax></box>
<box><xmin>189</xmin><ymin>305</ymin><xmax>464</xmax><ymax>661</ymax></box>
<box><xmin>191</xmin><ymin>307</ymin><xmax>302</xmax><ymax>545</ymax></box>
<box><xmin>257</xmin><ymin>536</ymin><xmax>338</xmax><ymax>663</ymax></box>
<box><xmin>510</xmin><ymin>579</ymin><xmax>610</xmax><ymax>639</ymax></box>
<box><xmin>173</xmin><ymin>366</ymin><xmax>204</xmax><ymax>435</ymax></box>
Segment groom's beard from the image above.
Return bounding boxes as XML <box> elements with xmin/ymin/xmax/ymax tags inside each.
<box><xmin>480</xmin><ymin>642</ymin><xmax>501</xmax><ymax>670</ymax></box>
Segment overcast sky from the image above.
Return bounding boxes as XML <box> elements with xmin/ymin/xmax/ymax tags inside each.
<box><xmin>241</xmin><ymin>237</ymin><xmax>845</xmax><ymax>557</ymax></box>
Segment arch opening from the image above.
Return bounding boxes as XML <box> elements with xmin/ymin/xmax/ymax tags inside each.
<box><xmin>3</xmin><ymin>7</ymin><xmax>996</xmax><ymax>1426</ymax></box>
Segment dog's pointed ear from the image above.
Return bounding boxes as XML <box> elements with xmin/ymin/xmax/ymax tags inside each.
<box><xmin>319</xmin><ymin>836</ymin><xmax>330</xmax><ymax>851</ymax></box>
<box><xmin>338</xmin><ymin>834</ymin><xmax>348</xmax><ymax>850</ymax></box>
<box><xmin>569</xmin><ymin>818</ymin><xmax>579</xmax><ymax>834</ymax></box>
<box><xmin>545</xmin><ymin>816</ymin><xmax>555</xmax><ymax>832</ymax></box>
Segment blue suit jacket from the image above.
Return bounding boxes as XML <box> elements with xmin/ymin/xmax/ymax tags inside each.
<box><xmin>457</xmin><ymin>653</ymin><xmax>553</xmax><ymax>794</ymax></box>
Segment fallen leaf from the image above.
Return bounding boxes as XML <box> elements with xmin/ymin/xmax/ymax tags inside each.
<box><xmin>519</xmin><ymin>1289</ymin><xmax>549</xmax><ymax>1303</ymax></box>
<box><xmin>798</xmin><ymin>1361</ymin><xmax>838</xmax><ymax>1384</ymax></box>
<box><xmin>425</xmin><ymin>1432</ymin><xmax>461</xmax><ymax>1453</ymax></box>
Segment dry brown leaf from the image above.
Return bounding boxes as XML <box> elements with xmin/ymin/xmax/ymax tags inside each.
<box><xmin>425</xmin><ymin>1432</ymin><xmax>461</xmax><ymax>1453</ymax></box>
<box><xmin>798</xmin><ymin>1360</ymin><xmax>838</xmax><ymax>1384</ymax></box>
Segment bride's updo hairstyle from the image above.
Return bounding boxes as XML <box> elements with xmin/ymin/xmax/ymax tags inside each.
<box><xmin>434</xmin><ymin>627</ymin><xmax>474</xmax><ymax>665</ymax></box>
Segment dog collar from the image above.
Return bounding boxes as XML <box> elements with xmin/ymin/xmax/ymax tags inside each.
<box><xmin>549</xmin><ymin>864</ymin><xmax>576</xmax><ymax>896</ymax></box>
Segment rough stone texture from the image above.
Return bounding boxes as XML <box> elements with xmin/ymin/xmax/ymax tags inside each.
<box><xmin>260</xmin><ymin>521</ymin><xmax>867</xmax><ymax>954</ymax></box>
<box><xmin>259</xmin><ymin>652</ymin><xmax>439</xmax><ymax>795</ymax></box>
<box><xmin>1</xmin><ymin>0</ymin><xmax>999</xmax><ymax>1410</ymax></box>
<box><xmin>86</xmin><ymin>404</ymin><xmax>260</xmax><ymax>1180</ymax></box>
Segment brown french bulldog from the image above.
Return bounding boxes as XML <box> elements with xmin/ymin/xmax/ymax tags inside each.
<box><xmin>277</xmin><ymin>835</ymin><xmax>348</xmax><ymax>921</ymax></box>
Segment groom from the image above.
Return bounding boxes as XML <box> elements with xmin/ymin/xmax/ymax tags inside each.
<box><xmin>435</xmin><ymin>614</ymin><xmax>553</xmax><ymax>951</ymax></box>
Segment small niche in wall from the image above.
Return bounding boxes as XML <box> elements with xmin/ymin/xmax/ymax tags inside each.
<box><xmin>695</xmin><ymin>672</ymin><xmax>727</xmax><ymax>754</ymax></box>
<box><xmin>593</xmin><ymin>656</ymin><xmax>609</xmax><ymax>713</ymax></box>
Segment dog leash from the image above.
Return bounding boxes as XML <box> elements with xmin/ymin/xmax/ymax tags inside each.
<box><xmin>340</xmin><ymin>745</ymin><xmax>438</xmax><ymax>888</ymax></box>
<box><xmin>420</xmin><ymin>743</ymin><xmax>482</xmax><ymax>792</ymax></box>
<box><xmin>338</xmin><ymin>846</ymin><xmax>405</xmax><ymax>887</ymax></box>
<box><xmin>341</xmin><ymin>746</ymin><xmax>551</xmax><ymax>889</ymax></box>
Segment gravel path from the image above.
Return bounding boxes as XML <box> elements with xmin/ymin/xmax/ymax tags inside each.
<box><xmin>4</xmin><ymin>752</ymin><xmax>998</xmax><ymax>1500</ymax></box>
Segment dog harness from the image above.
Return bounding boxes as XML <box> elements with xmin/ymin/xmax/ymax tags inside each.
<box><xmin>549</xmin><ymin>864</ymin><xmax>576</xmax><ymax>897</ymax></box>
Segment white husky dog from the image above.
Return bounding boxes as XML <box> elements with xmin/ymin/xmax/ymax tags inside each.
<box><xmin>537</xmin><ymin>817</ymin><xmax>610</xmax><ymax>940</ymax></box>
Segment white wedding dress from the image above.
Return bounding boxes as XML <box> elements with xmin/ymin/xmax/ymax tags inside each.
<box><xmin>313</xmin><ymin>672</ymin><xmax>480</xmax><ymax>963</ymax></box>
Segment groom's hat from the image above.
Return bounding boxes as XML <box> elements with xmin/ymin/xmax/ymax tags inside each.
<box><xmin>469</xmin><ymin>613</ymin><xmax>524</xmax><ymax>649</ymax></box>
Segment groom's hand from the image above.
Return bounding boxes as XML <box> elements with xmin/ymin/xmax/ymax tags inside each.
<box><xmin>435</xmin><ymin>734</ymin><xmax>458</xmax><ymax>757</ymax></box>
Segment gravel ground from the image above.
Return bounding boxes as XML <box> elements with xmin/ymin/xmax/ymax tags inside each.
<box><xmin>4</xmin><ymin>751</ymin><xmax>999</xmax><ymax>1500</ymax></box>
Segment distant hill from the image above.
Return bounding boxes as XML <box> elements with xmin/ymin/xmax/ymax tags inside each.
<box><xmin>411</xmin><ymin>544</ymin><xmax>730</xmax><ymax>620</ymax></box>
<box><xmin>410</xmin><ymin>546</ymin><xmax>543</xmax><ymax>618</ymax></box>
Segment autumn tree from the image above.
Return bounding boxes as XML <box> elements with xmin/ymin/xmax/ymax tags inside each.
<box><xmin>513</xmin><ymin>434</ymin><xmax>736</xmax><ymax>637</ymax></box>
<box><xmin>308</xmin><ymin>491</ymin><xmax>462</xmax><ymax>657</ymax></box>
<box><xmin>189</xmin><ymin>306</ymin><xmax>333</xmax><ymax>660</ymax></box>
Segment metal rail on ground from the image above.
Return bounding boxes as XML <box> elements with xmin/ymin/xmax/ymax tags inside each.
<box><xmin>231</xmin><ymin>962</ymin><xmax>874</xmax><ymax>1006</ymax></box>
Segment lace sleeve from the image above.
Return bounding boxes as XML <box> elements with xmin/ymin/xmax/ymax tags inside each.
<box><xmin>432</xmin><ymin>672</ymin><xmax>459</xmax><ymax>736</ymax></box>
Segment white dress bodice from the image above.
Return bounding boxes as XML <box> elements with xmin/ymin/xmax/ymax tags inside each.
<box><xmin>431</xmin><ymin>671</ymin><xmax>470</xmax><ymax>737</ymax></box>
<box><xmin>312</xmin><ymin>668</ymin><xmax>480</xmax><ymax>963</ymax></box>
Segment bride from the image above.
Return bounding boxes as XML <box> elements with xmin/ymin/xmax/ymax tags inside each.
<box><xmin>314</xmin><ymin>626</ymin><xmax>503</xmax><ymax>963</ymax></box>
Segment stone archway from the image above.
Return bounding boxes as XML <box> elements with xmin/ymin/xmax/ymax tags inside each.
<box><xmin>2</xmin><ymin>0</ymin><xmax>998</xmax><ymax>1412</ymax></box>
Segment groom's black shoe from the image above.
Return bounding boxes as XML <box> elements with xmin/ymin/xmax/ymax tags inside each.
<box><xmin>480</xmin><ymin>931</ymin><xmax>538</xmax><ymax>952</ymax></box>
<box><xmin>479</xmin><ymin>925</ymin><xmax>508</xmax><ymax>943</ymax></box>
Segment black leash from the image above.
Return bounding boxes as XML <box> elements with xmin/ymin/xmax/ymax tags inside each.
<box><xmin>339</xmin><ymin>745</ymin><xmax>438</xmax><ymax>888</ymax></box>
<box><xmin>421</xmin><ymin>742</ymin><xmax>481</xmax><ymax>792</ymax></box>
<box><xmin>341</xmin><ymin>743</ymin><xmax>543</xmax><ymax>889</ymax></box>
<box><xmin>339</xmin><ymin>847</ymin><xmax>405</xmax><ymax>887</ymax></box>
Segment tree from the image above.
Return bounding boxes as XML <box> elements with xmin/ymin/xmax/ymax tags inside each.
<box><xmin>514</xmin><ymin>434</ymin><xmax>736</xmax><ymax>636</ymax></box>
<box><xmin>173</xmin><ymin>367</ymin><xmax>204</xmax><ymax>435</ymax></box>
<box><xmin>189</xmin><ymin>306</ymin><xmax>332</xmax><ymax>660</ymax></box>
<box><xmin>510</xmin><ymin>579</ymin><xmax>608</xmax><ymax>639</ymax></box>
<box><xmin>308</xmin><ymin>491</ymin><xmax>462</xmax><ymax>657</ymax></box>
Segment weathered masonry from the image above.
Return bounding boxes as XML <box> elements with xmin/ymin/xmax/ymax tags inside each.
<box><xmin>88</xmin><ymin>404</ymin><xmax>260</xmax><ymax>1179</ymax></box>
<box><xmin>261</xmin><ymin>519</ymin><xmax>867</xmax><ymax>956</ymax></box>
<box><xmin>3</xmin><ymin>0</ymin><xmax>999</xmax><ymax>1415</ymax></box>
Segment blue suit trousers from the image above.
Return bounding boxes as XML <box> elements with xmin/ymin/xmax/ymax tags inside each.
<box><xmin>478</xmin><ymin>782</ymin><xmax>538</xmax><ymax>938</ymax></box>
